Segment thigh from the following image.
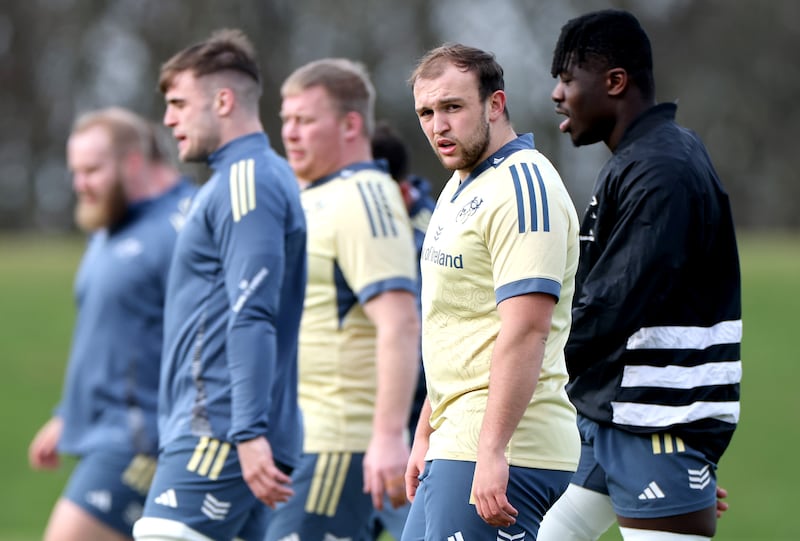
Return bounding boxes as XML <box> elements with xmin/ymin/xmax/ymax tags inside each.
<box><xmin>567</xmin><ymin>415</ymin><xmax>610</xmax><ymax>495</ymax></box>
<box><xmin>141</xmin><ymin>436</ymin><xmax>267</xmax><ymax>541</ymax></box>
<box><xmin>62</xmin><ymin>450</ymin><xmax>156</xmax><ymax>536</ymax></box>
<box><xmin>369</xmin><ymin>494</ymin><xmax>411</xmax><ymax>540</ymax></box>
<box><xmin>265</xmin><ymin>451</ymin><xmax>374</xmax><ymax>541</ymax></box>
<box><xmin>593</xmin><ymin>426</ymin><xmax>718</xmax><ymax>519</ymax></box>
<box><xmin>413</xmin><ymin>459</ymin><xmax>571</xmax><ymax>540</ymax></box>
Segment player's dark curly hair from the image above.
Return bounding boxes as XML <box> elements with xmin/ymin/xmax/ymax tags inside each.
<box><xmin>551</xmin><ymin>9</ymin><xmax>655</xmax><ymax>100</ymax></box>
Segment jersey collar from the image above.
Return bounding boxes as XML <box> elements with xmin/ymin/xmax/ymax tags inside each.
<box><xmin>305</xmin><ymin>160</ymin><xmax>385</xmax><ymax>190</ymax></box>
<box><xmin>207</xmin><ymin>132</ymin><xmax>269</xmax><ymax>170</ymax></box>
<box><xmin>452</xmin><ymin>133</ymin><xmax>534</xmax><ymax>200</ymax></box>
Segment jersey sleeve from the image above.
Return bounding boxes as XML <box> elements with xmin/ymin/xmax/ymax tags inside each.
<box><xmin>488</xmin><ymin>158</ymin><xmax>574</xmax><ymax>304</ymax></box>
<box><xmin>210</xmin><ymin>158</ymin><xmax>291</xmax><ymax>443</ymax></box>
<box><xmin>334</xmin><ymin>175</ymin><xmax>417</xmax><ymax>303</ymax></box>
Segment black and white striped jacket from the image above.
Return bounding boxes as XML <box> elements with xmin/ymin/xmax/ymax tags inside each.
<box><xmin>566</xmin><ymin>104</ymin><xmax>741</xmax><ymax>464</ymax></box>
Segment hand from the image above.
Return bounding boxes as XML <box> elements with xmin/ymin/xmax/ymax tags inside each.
<box><xmin>237</xmin><ymin>436</ymin><xmax>293</xmax><ymax>508</ymax></box>
<box><xmin>363</xmin><ymin>432</ymin><xmax>410</xmax><ymax>510</ymax></box>
<box><xmin>404</xmin><ymin>435</ymin><xmax>429</xmax><ymax>503</ymax></box>
<box><xmin>28</xmin><ymin>417</ymin><xmax>63</xmax><ymax>470</ymax></box>
<box><xmin>716</xmin><ymin>486</ymin><xmax>729</xmax><ymax>518</ymax></box>
<box><xmin>471</xmin><ymin>451</ymin><xmax>518</xmax><ymax>528</ymax></box>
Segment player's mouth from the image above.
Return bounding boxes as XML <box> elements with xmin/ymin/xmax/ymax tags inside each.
<box><xmin>285</xmin><ymin>148</ymin><xmax>305</xmax><ymax>161</ymax></box>
<box><xmin>436</xmin><ymin>138</ymin><xmax>457</xmax><ymax>156</ymax></box>
<box><xmin>555</xmin><ymin>108</ymin><xmax>571</xmax><ymax>133</ymax></box>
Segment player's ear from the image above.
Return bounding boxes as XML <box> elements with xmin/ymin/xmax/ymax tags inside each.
<box><xmin>214</xmin><ymin>87</ymin><xmax>236</xmax><ymax>117</ymax></box>
<box><xmin>341</xmin><ymin>111</ymin><xmax>363</xmax><ymax>140</ymax></box>
<box><xmin>487</xmin><ymin>90</ymin><xmax>507</xmax><ymax>121</ymax></box>
<box><xmin>607</xmin><ymin>68</ymin><xmax>627</xmax><ymax>97</ymax></box>
<box><xmin>122</xmin><ymin>152</ymin><xmax>144</xmax><ymax>179</ymax></box>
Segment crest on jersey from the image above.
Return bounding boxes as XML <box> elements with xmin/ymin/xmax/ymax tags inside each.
<box><xmin>456</xmin><ymin>196</ymin><xmax>483</xmax><ymax>223</ymax></box>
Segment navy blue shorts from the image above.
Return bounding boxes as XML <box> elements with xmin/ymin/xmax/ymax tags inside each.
<box><xmin>140</xmin><ymin>436</ymin><xmax>271</xmax><ymax>541</ymax></box>
<box><xmin>265</xmin><ymin>451</ymin><xmax>410</xmax><ymax>540</ymax></box>
<box><xmin>63</xmin><ymin>450</ymin><xmax>156</xmax><ymax>535</ymax></box>
<box><xmin>570</xmin><ymin>415</ymin><xmax>718</xmax><ymax>518</ymax></box>
<box><xmin>401</xmin><ymin>459</ymin><xmax>572</xmax><ymax>541</ymax></box>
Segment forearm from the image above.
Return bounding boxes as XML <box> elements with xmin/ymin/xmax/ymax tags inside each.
<box><xmin>413</xmin><ymin>396</ymin><xmax>434</xmax><ymax>443</ymax></box>
<box><xmin>373</xmin><ymin>314</ymin><xmax>420</xmax><ymax>437</ymax></box>
<box><xmin>227</xmin><ymin>322</ymin><xmax>276</xmax><ymax>442</ymax></box>
<box><xmin>478</xmin><ymin>294</ymin><xmax>553</xmax><ymax>456</ymax></box>
<box><xmin>478</xmin><ymin>327</ymin><xmax>545</xmax><ymax>456</ymax></box>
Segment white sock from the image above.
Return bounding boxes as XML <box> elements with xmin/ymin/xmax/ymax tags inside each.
<box><xmin>537</xmin><ymin>484</ymin><xmax>617</xmax><ymax>541</ymax></box>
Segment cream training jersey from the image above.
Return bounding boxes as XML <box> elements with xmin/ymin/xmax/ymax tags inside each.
<box><xmin>299</xmin><ymin>162</ymin><xmax>417</xmax><ymax>452</ymax></box>
<box><xmin>422</xmin><ymin>134</ymin><xmax>580</xmax><ymax>471</ymax></box>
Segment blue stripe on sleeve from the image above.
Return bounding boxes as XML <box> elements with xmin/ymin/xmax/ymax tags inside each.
<box><xmin>496</xmin><ymin>277</ymin><xmax>561</xmax><ymax>304</ymax></box>
<box><xmin>521</xmin><ymin>163</ymin><xmax>539</xmax><ymax>232</ymax></box>
<box><xmin>366</xmin><ymin>181</ymin><xmax>389</xmax><ymax>236</ymax></box>
<box><xmin>509</xmin><ymin>165</ymin><xmax>525</xmax><ymax>234</ymax></box>
<box><xmin>358</xmin><ymin>277</ymin><xmax>417</xmax><ymax>305</ymax></box>
<box><xmin>375</xmin><ymin>183</ymin><xmax>398</xmax><ymax>236</ymax></box>
<box><xmin>532</xmin><ymin>163</ymin><xmax>550</xmax><ymax>232</ymax></box>
<box><xmin>356</xmin><ymin>182</ymin><xmax>378</xmax><ymax>237</ymax></box>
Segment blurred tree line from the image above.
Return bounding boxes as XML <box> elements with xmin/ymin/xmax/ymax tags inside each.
<box><xmin>0</xmin><ymin>0</ymin><xmax>796</xmax><ymax>231</ymax></box>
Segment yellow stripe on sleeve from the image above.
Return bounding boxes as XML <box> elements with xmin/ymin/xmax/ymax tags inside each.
<box><xmin>246</xmin><ymin>159</ymin><xmax>256</xmax><ymax>215</ymax></box>
<box><xmin>230</xmin><ymin>164</ymin><xmax>241</xmax><ymax>223</ymax></box>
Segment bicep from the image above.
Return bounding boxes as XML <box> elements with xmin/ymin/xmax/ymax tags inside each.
<box><xmin>362</xmin><ymin>290</ymin><xmax>419</xmax><ymax>330</ymax></box>
<box><xmin>497</xmin><ymin>293</ymin><xmax>555</xmax><ymax>340</ymax></box>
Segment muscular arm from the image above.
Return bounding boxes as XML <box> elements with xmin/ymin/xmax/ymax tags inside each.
<box><xmin>473</xmin><ymin>292</ymin><xmax>555</xmax><ymax>527</ymax></box>
<box><xmin>362</xmin><ymin>288</ymin><xmax>420</xmax><ymax>509</ymax></box>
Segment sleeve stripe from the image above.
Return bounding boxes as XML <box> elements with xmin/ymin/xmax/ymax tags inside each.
<box><xmin>356</xmin><ymin>180</ymin><xmax>399</xmax><ymax>238</ymax></box>
<box><xmin>531</xmin><ymin>163</ymin><xmax>550</xmax><ymax>232</ymax></box>
<box><xmin>367</xmin><ymin>182</ymin><xmax>388</xmax><ymax>236</ymax></box>
<box><xmin>521</xmin><ymin>163</ymin><xmax>539</xmax><ymax>232</ymax></box>
<box><xmin>229</xmin><ymin>159</ymin><xmax>256</xmax><ymax>223</ymax></box>
<box><xmin>356</xmin><ymin>181</ymin><xmax>378</xmax><ymax>236</ymax></box>
<box><xmin>509</xmin><ymin>165</ymin><xmax>526</xmax><ymax>233</ymax></box>
<box><xmin>509</xmin><ymin>163</ymin><xmax>551</xmax><ymax>233</ymax></box>
<box><xmin>373</xmin><ymin>182</ymin><xmax>398</xmax><ymax>236</ymax></box>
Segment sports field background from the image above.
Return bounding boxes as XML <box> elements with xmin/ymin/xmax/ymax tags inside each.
<box><xmin>0</xmin><ymin>232</ymin><xmax>797</xmax><ymax>541</ymax></box>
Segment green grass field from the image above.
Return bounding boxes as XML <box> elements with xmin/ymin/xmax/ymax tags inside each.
<box><xmin>1</xmin><ymin>232</ymin><xmax>797</xmax><ymax>541</ymax></box>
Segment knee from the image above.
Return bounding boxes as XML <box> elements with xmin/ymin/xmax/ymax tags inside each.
<box><xmin>538</xmin><ymin>484</ymin><xmax>616</xmax><ymax>541</ymax></box>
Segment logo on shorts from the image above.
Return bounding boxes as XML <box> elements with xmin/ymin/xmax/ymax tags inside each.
<box><xmin>637</xmin><ymin>481</ymin><xmax>666</xmax><ymax>500</ymax></box>
<box><xmin>498</xmin><ymin>531</ymin><xmax>525</xmax><ymax>541</ymax></box>
<box><xmin>447</xmin><ymin>532</ymin><xmax>465</xmax><ymax>541</ymax></box>
<box><xmin>688</xmin><ymin>465</ymin><xmax>711</xmax><ymax>490</ymax></box>
<box><xmin>86</xmin><ymin>490</ymin><xmax>112</xmax><ymax>512</ymax></box>
<box><xmin>201</xmin><ymin>492</ymin><xmax>230</xmax><ymax>521</ymax></box>
<box><xmin>154</xmin><ymin>488</ymin><xmax>178</xmax><ymax>508</ymax></box>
